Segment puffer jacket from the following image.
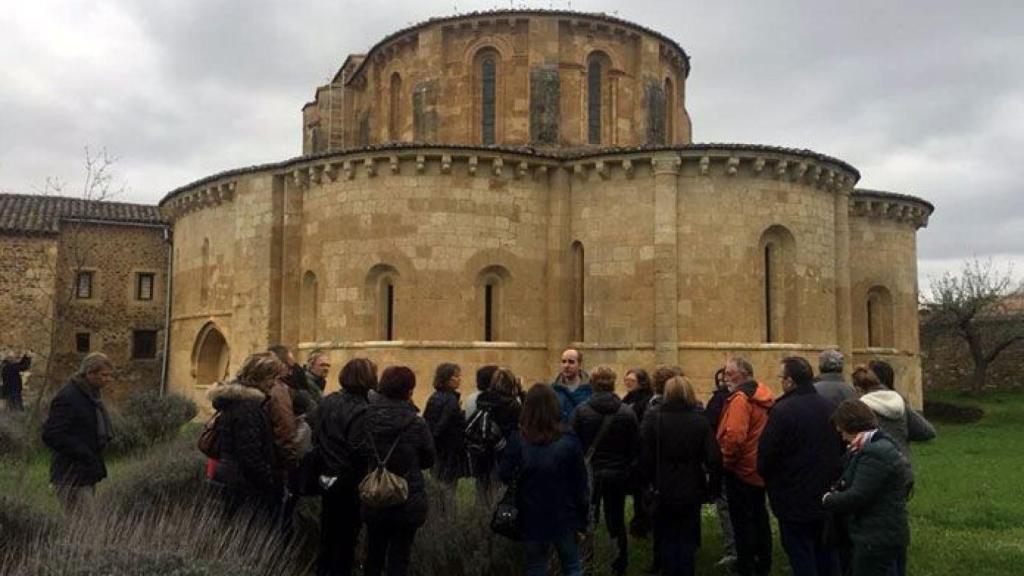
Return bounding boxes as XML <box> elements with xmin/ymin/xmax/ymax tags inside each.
<box><xmin>570</xmin><ymin>391</ymin><xmax>639</xmax><ymax>485</ymax></box>
<box><xmin>352</xmin><ymin>395</ymin><xmax>436</xmax><ymax>527</ymax></box>
<box><xmin>717</xmin><ymin>380</ymin><xmax>775</xmax><ymax>486</ymax></box>
<box><xmin>208</xmin><ymin>382</ymin><xmax>278</xmax><ymax>498</ymax></box>
<box><xmin>859</xmin><ymin>389</ymin><xmax>936</xmax><ymax>465</ymax></box>
<box><xmin>823</xmin><ymin>430</ymin><xmax>910</xmax><ymax>550</ymax></box>
<box><xmin>423</xmin><ymin>388</ymin><xmax>469</xmax><ymax>482</ymax></box>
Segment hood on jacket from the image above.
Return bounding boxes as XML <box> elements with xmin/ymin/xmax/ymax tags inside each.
<box><xmin>860</xmin><ymin>389</ymin><xmax>906</xmax><ymax>420</ymax></box>
<box><xmin>208</xmin><ymin>381</ymin><xmax>266</xmax><ymax>411</ymax></box>
<box><xmin>734</xmin><ymin>380</ymin><xmax>775</xmax><ymax>409</ymax></box>
<box><xmin>587</xmin><ymin>391</ymin><xmax>623</xmax><ymax>415</ymax></box>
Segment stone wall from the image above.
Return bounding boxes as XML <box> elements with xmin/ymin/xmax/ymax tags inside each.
<box><xmin>921</xmin><ymin>317</ymin><xmax>1024</xmax><ymax>390</ymax></box>
<box><xmin>49</xmin><ymin>223</ymin><xmax>168</xmax><ymax>404</ymax></box>
<box><xmin>0</xmin><ymin>234</ymin><xmax>59</xmax><ymax>395</ymax></box>
<box><xmin>162</xmin><ymin>145</ymin><xmax>928</xmax><ymax>411</ymax></box>
<box><xmin>302</xmin><ymin>11</ymin><xmax>692</xmax><ymax>152</ymax></box>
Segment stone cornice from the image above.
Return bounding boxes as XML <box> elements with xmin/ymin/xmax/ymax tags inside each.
<box><xmin>850</xmin><ymin>188</ymin><xmax>933</xmax><ymax>229</ymax></box>
<box><xmin>161</xmin><ymin>180</ymin><xmax>236</xmax><ymax>221</ymax></box>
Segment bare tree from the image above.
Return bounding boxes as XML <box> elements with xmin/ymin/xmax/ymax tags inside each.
<box><xmin>923</xmin><ymin>258</ymin><xmax>1024</xmax><ymax>393</ymax></box>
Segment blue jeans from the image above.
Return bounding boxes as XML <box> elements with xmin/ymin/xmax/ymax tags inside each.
<box><xmin>524</xmin><ymin>532</ymin><xmax>581</xmax><ymax>576</ymax></box>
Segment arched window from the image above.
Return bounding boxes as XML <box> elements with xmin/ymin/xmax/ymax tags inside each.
<box><xmin>192</xmin><ymin>322</ymin><xmax>230</xmax><ymax>387</ymax></box>
<box><xmin>200</xmin><ymin>238</ymin><xmax>210</xmax><ymax>305</ymax></box>
<box><xmin>587</xmin><ymin>55</ymin><xmax>603</xmax><ymax>145</ymax></box>
<box><xmin>381</xmin><ymin>277</ymin><xmax>395</xmax><ymax>340</ymax></box>
<box><xmin>759</xmin><ymin>226</ymin><xmax>797</xmax><ymax>343</ymax></box>
<box><xmin>478</xmin><ymin>266</ymin><xmax>510</xmax><ymax>342</ymax></box>
<box><xmin>366</xmin><ymin>264</ymin><xmax>400</xmax><ymax>341</ymax></box>
<box><xmin>481</xmin><ymin>56</ymin><xmax>497</xmax><ymax>145</ymax></box>
<box><xmin>301</xmin><ymin>271</ymin><xmax>318</xmax><ymax>342</ymax></box>
<box><xmin>389</xmin><ymin>72</ymin><xmax>402</xmax><ymax>141</ymax></box>
<box><xmin>664</xmin><ymin>77</ymin><xmax>675</xmax><ymax>145</ymax></box>
<box><xmin>866</xmin><ymin>286</ymin><xmax>894</xmax><ymax>347</ymax></box>
<box><xmin>571</xmin><ymin>241</ymin><xmax>585</xmax><ymax>341</ymax></box>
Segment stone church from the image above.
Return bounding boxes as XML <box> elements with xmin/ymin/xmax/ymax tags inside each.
<box><xmin>158</xmin><ymin>10</ymin><xmax>933</xmax><ymax>407</ymax></box>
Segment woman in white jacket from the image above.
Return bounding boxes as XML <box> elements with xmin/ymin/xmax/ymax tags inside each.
<box><xmin>851</xmin><ymin>363</ymin><xmax>935</xmax><ymax>464</ymax></box>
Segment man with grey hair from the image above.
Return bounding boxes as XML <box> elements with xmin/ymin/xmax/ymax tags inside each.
<box><xmin>303</xmin><ymin>349</ymin><xmax>329</xmax><ymax>400</ymax></box>
<box><xmin>42</xmin><ymin>352</ymin><xmax>114</xmax><ymax>513</ymax></box>
<box><xmin>813</xmin><ymin>349</ymin><xmax>856</xmax><ymax>409</ymax></box>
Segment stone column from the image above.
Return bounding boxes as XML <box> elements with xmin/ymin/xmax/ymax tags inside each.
<box><xmin>834</xmin><ymin>186</ymin><xmax>854</xmax><ymax>368</ymax></box>
<box><xmin>652</xmin><ymin>152</ymin><xmax>681</xmax><ymax>366</ymax></box>
<box><xmin>545</xmin><ymin>166</ymin><xmax>573</xmax><ymax>369</ymax></box>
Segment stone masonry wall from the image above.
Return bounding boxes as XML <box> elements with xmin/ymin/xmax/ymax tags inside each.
<box><xmin>0</xmin><ymin>234</ymin><xmax>59</xmax><ymax>397</ymax></box>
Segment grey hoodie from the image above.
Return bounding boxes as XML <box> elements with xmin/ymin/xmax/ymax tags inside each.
<box><xmin>859</xmin><ymin>389</ymin><xmax>936</xmax><ymax>465</ymax></box>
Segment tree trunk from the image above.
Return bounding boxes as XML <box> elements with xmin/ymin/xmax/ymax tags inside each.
<box><xmin>965</xmin><ymin>330</ymin><xmax>988</xmax><ymax>394</ymax></box>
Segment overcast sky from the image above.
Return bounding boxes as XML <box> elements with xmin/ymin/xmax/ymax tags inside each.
<box><xmin>1</xmin><ymin>0</ymin><xmax>1021</xmax><ymax>292</ymax></box>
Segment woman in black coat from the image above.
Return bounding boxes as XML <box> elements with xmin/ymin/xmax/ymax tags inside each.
<box><xmin>352</xmin><ymin>366</ymin><xmax>436</xmax><ymax>576</ymax></box>
<box><xmin>640</xmin><ymin>375</ymin><xmax>721</xmax><ymax>576</ymax></box>
<box><xmin>621</xmin><ymin>367</ymin><xmax>653</xmax><ymax>537</ymax></box>
<box><xmin>206</xmin><ymin>353</ymin><xmax>281</xmax><ymax>521</ymax></box>
<box><xmin>423</xmin><ymin>362</ymin><xmax>468</xmax><ymax>517</ymax></box>
<box><xmin>469</xmin><ymin>367</ymin><xmax>522</xmax><ymax>506</ymax></box>
<box><xmin>571</xmin><ymin>366</ymin><xmax>639</xmax><ymax>576</ymax></box>
<box><xmin>313</xmin><ymin>357</ymin><xmax>376</xmax><ymax>576</ymax></box>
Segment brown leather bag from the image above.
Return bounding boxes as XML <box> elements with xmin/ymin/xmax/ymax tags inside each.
<box><xmin>197</xmin><ymin>412</ymin><xmax>221</xmax><ymax>458</ymax></box>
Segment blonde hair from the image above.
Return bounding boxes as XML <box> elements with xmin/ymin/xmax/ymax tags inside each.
<box><xmin>663</xmin><ymin>375</ymin><xmax>698</xmax><ymax>407</ymax></box>
<box><xmin>590</xmin><ymin>365</ymin><xmax>617</xmax><ymax>392</ymax></box>
<box><xmin>235</xmin><ymin>352</ymin><xmax>283</xmax><ymax>388</ymax></box>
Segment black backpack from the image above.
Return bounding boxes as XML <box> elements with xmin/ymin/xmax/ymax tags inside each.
<box><xmin>465</xmin><ymin>408</ymin><xmax>506</xmax><ymax>460</ymax></box>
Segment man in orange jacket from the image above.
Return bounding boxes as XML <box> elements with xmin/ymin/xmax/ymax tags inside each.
<box><xmin>717</xmin><ymin>356</ymin><xmax>775</xmax><ymax>576</ymax></box>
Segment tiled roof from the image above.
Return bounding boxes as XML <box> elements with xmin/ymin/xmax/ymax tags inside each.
<box><xmin>0</xmin><ymin>193</ymin><xmax>166</xmax><ymax>235</ymax></box>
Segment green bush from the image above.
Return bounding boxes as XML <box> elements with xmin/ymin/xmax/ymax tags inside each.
<box><xmin>105</xmin><ymin>391</ymin><xmax>197</xmax><ymax>457</ymax></box>
<box><xmin>98</xmin><ymin>428</ymin><xmax>206</xmax><ymax>512</ymax></box>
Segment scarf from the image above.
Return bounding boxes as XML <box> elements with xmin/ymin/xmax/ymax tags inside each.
<box><xmin>73</xmin><ymin>376</ymin><xmax>113</xmax><ymax>448</ymax></box>
<box><xmin>849</xmin><ymin>429</ymin><xmax>878</xmax><ymax>454</ymax></box>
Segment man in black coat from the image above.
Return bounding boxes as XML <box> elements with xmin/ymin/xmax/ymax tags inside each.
<box><xmin>571</xmin><ymin>366</ymin><xmax>639</xmax><ymax>576</ymax></box>
<box><xmin>41</xmin><ymin>352</ymin><xmax>114</xmax><ymax>513</ymax></box>
<box><xmin>758</xmin><ymin>356</ymin><xmax>844</xmax><ymax>576</ymax></box>
<box><xmin>1</xmin><ymin>351</ymin><xmax>32</xmax><ymax>411</ymax></box>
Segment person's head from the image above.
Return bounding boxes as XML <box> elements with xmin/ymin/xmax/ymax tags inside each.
<box><xmin>307</xmin><ymin>350</ymin><xmax>330</xmax><ymax>379</ymax></box>
<box><xmin>652</xmin><ymin>365</ymin><xmax>683</xmax><ymax>395</ymax></box>
<box><xmin>433</xmin><ymin>362</ymin><xmax>461</xmax><ymax>391</ymax></box>
<box><xmin>779</xmin><ymin>356</ymin><xmax>814</xmax><ymax>392</ymax></box>
<box><xmin>819</xmin><ymin>348</ymin><xmax>845</xmax><ymax>375</ymax></box>
<box><xmin>713</xmin><ymin>367</ymin><xmax>728</xmax><ymax>391</ymax></box>
<box><xmin>235</xmin><ymin>352</ymin><xmax>282</xmax><ymax>389</ymax></box>
<box><xmin>339</xmin><ymin>357</ymin><xmax>377</xmax><ymax>395</ymax></box>
<box><xmin>663</xmin><ymin>375</ymin><xmax>699</xmax><ymax>408</ymax></box>
<box><xmin>77</xmin><ymin>352</ymin><xmax>114</xmax><ymax>390</ymax></box>
<box><xmin>868</xmin><ymin>360</ymin><xmax>895</xmax><ymax>390</ymax></box>
<box><xmin>378</xmin><ymin>366</ymin><xmax>416</xmax><ymax>401</ymax></box>
<box><xmin>724</xmin><ymin>356</ymin><xmax>753</xmax><ymax>389</ymax></box>
<box><xmin>267</xmin><ymin>344</ymin><xmax>295</xmax><ymax>376</ymax></box>
<box><xmin>520</xmin><ymin>383</ymin><xmax>563</xmax><ymax>445</ymax></box>
<box><xmin>490</xmin><ymin>367</ymin><xmax>520</xmax><ymax>398</ymax></box>
<box><xmin>476</xmin><ymin>365</ymin><xmax>499</xmax><ymax>392</ymax></box>
<box><xmin>590</xmin><ymin>365</ymin><xmax>617</xmax><ymax>393</ymax></box>
<box><xmin>832</xmin><ymin>399</ymin><xmax>879</xmax><ymax>442</ymax></box>
<box><xmin>624</xmin><ymin>368</ymin><xmax>650</xmax><ymax>393</ymax></box>
<box><xmin>559</xmin><ymin>348</ymin><xmax>582</xmax><ymax>381</ymax></box>
<box><xmin>851</xmin><ymin>365</ymin><xmax>884</xmax><ymax>394</ymax></box>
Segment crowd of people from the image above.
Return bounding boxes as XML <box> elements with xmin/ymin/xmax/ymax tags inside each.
<box><xmin>36</xmin><ymin>343</ymin><xmax>936</xmax><ymax>576</ymax></box>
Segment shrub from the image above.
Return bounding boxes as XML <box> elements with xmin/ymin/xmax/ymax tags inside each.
<box><xmin>0</xmin><ymin>495</ymin><xmax>55</xmax><ymax>559</ymax></box>
<box><xmin>0</xmin><ymin>411</ymin><xmax>34</xmax><ymax>459</ymax></box>
<box><xmin>98</xmin><ymin>428</ymin><xmax>206</xmax><ymax>512</ymax></box>
<box><xmin>105</xmin><ymin>391</ymin><xmax>197</xmax><ymax>457</ymax></box>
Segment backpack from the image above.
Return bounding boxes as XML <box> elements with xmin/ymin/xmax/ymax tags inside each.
<box><xmin>358</xmin><ymin>423</ymin><xmax>412</xmax><ymax>508</ymax></box>
<box><xmin>465</xmin><ymin>407</ymin><xmax>506</xmax><ymax>460</ymax></box>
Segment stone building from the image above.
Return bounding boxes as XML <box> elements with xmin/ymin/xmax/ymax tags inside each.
<box><xmin>159</xmin><ymin>10</ymin><xmax>933</xmax><ymax>408</ymax></box>
<box><xmin>0</xmin><ymin>193</ymin><xmax>169</xmax><ymax>404</ymax></box>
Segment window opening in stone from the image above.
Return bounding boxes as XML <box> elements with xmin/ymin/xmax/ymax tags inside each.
<box><xmin>194</xmin><ymin>324</ymin><xmax>230</xmax><ymax>386</ymax></box>
<box><xmin>381</xmin><ymin>280</ymin><xmax>395</xmax><ymax>341</ymax></box>
<box><xmin>136</xmin><ymin>272</ymin><xmax>155</xmax><ymax>301</ymax></box>
<box><xmin>201</xmin><ymin>238</ymin><xmax>210</xmax><ymax>305</ymax></box>
<box><xmin>664</xmin><ymin>77</ymin><xmax>675</xmax><ymax>145</ymax></box>
<box><xmin>76</xmin><ymin>332</ymin><xmax>90</xmax><ymax>353</ymax></box>
<box><xmin>481</xmin><ymin>57</ymin><xmax>496</xmax><ymax>145</ymax></box>
<box><xmin>75</xmin><ymin>271</ymin><xmax>94</xmax><ymax>299</ymax></box>
<box><xmin>866</xmin><ymin>299</ymin><xmax>874</xmax><ymax>347</ymax></box>
<box><xmin>588</xmin><ymin>57</ymin><xmax>603</xmax><ymax>145</ymax></box>
<box><xmin>301</xmin><ymin>271</ymin><xmax>318</xmax><ymax>342</ymax></box>
<box><xmin>389</xmin><ymin>72</ymin><xmax>402</xmax><ymax>141</ymax></box>
<box><xmin>132</xmin><ymin>329</ymin><xmax>158</xmax><ymax>359</ymax></box>
<box><xmin>484</xmin><ymin>282</ymin><xmax>495</xmax><ymax>342</ymax></box>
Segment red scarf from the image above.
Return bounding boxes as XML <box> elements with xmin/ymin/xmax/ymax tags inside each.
<box><xmin>849</xmin><ymin>429</ymin><xmax>878</xmax><ymax>453</ymax></box>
